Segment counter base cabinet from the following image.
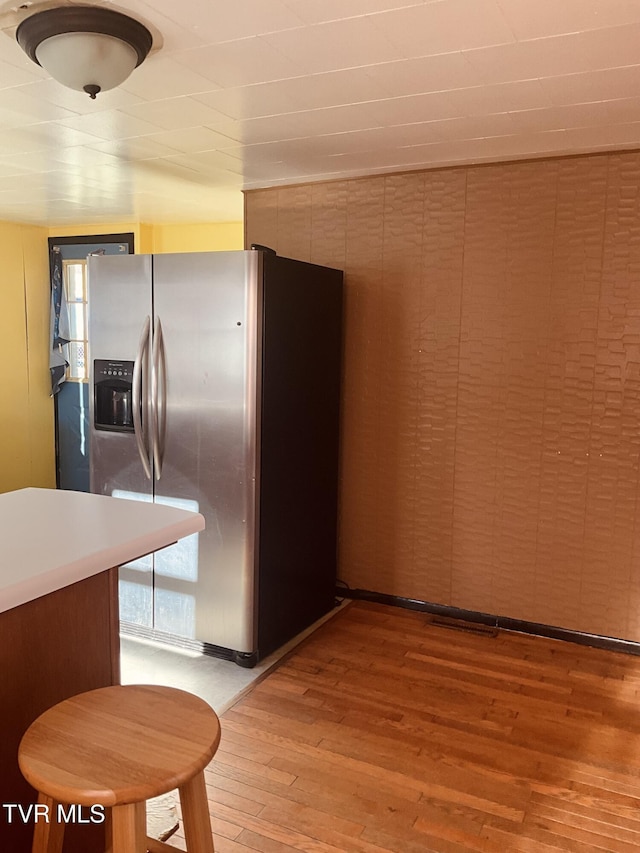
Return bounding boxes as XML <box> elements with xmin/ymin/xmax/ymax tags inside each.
<box><xmin>0</xmin><ymin>569</ymin><xmax>119</xmax><ymax>852</ymax></box>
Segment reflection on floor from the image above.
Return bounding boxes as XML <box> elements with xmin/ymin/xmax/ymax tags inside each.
<box><xmin>120</xmin><ymin>600</ymin><xmax>346</xmax><ymax>715</ymax></box>
<box><xmin>120</xmin><ymin>635</ymin><xmax>272</xmax><ymax>714</ymax></box>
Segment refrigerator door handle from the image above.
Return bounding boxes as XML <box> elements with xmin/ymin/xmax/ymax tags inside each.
<box><xmin>132</xmin><ymin>315</ymin><xmax>153</xmax><ymax>480</ymax></box>
<box><xmin>152</xmin><ymin>315</ymin><xmax>167</xmax><ymax>480</ymax></box>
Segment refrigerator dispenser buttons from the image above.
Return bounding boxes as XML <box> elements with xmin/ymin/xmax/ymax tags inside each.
<box><xmin>94</xmin><ymin>358</ymin><xmax>135</xmax><ymax>432</ymax></box>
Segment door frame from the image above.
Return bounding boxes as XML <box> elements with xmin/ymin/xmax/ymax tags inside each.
<box><xmin>48</xmin><ymin>232</ymin><xmax>135</xmax><ymax>489</ymax></box>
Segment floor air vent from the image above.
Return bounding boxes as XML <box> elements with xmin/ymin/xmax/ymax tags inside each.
<box><xmin>429</xmin><ymin>616</ymin><xmax>498</xmax><ymax>637</ymax></box>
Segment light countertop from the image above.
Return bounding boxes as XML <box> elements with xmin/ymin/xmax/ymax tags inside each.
<box><xmin>0</xmin><ymin>488</ymin><xmax>205</xmax><ymax>613</ymax></box>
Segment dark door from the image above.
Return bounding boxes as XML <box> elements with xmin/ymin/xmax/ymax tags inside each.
<box><xmin>49</xmin><ymin>234</ymin><xmax>133</xmax><ymax>491</ymax></box>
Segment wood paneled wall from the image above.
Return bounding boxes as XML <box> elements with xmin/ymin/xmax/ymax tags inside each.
<box><xmin>245</xmin><ymin>150</ymin><xmax>640</xmax><ymax>643</ymax></box>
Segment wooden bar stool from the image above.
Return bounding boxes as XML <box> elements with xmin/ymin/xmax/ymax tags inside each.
<box><xmin>18</xmin><ymin>684</ymin><xmax>221</xmax><ymax>853</ymax></box>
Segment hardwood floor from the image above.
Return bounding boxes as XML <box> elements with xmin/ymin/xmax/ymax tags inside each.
<box><xmin>172</xmin><ymin>600</ymin><xmax>640</xmax><ymax>852</ymax></box>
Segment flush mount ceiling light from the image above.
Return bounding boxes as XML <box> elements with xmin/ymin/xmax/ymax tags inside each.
<box><xmin>16</xmin><ymin>5</ymin><xmax>153</xmax><ymax>99</ymax></box>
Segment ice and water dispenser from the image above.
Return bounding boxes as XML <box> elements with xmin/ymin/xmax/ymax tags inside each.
<box><xmin>94</xmin><ymin>359</ymin><xmax>134</xmax><ymax>431</ymax></box>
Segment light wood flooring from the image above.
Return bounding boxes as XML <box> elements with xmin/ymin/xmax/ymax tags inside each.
<box><xmin>171</xmin><ymin>600</ymin><xmax>640</xmax><ymax>852</ymax></box>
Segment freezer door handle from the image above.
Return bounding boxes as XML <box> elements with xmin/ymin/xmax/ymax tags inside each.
<box><xmin>132</xmin><ymin>315</ymin><xmax>152</xmax><ymax>479</ymax></box>
<box><xmin>152</xmin><ymin>315</ymin><xmax>167</xmax><ymax>480</ymax></box>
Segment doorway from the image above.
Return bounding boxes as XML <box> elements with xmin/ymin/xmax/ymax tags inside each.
<box><xmin>49</xmin><ymin>233</ymin><xmax>134</xmax><ymax>491</ymax></box>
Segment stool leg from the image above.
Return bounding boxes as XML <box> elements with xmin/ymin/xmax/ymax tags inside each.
<box><xmin>179</xmin><ymin>772</ymin><xmax>214</xmax><ymax>852</ymax></box>
<box><xmin>32</xmin><ymin>794</ymin><xmax>64</xmax><ymax>853</ymax></box>
<box><xmin>109</xmin><ymin>802</ymin><xmax>146</xmax><ymax>853</ymax></box>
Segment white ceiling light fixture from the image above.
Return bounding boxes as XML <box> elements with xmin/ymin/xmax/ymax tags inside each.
<box><xmin>16</xmin><ymin>5</ymin><xmax>153</xmax><ymax>99</ymax></box>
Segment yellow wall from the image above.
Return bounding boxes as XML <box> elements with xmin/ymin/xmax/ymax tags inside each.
<box><xmin>47</xmin><ymin>221</ymin><xmax>243</xmax><ymax>254</ymax></box>
<box><xmin>48</xmin><ymin>222</ymin><xmax>144</xmax><ymax>245</ymax></box>
<box><xmin>0</xmin><ymin>221</ymin><xmax>55</xmax><ymax>493</ymax></box>
<box><xmin>147</xmin><ymin>222</ymin><xmax>243</xmax><ymax>253</ymax></box>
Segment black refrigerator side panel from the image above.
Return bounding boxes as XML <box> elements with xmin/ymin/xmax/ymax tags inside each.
<box><xmin>257</xmin><ymin>254</ymin><xmax>343</xmax><ymax>657</ymax></box>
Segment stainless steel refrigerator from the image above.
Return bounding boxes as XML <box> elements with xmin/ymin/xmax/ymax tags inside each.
<box><xmin>88</xmin><ymin>249</ymin><xmax>343</xmax><ymax>666</ymax></box>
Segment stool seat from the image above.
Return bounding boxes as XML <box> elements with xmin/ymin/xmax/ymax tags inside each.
<box><xmin>19</xmin><ymin>684</ymin><xmax>221</xmax><ymax>852</ymax></box>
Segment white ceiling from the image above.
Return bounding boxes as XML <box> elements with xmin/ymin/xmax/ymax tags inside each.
<box><xmin>1</xmin><ymin>0</ymin><xmax>640</xmax><ymax>225</ymax></box>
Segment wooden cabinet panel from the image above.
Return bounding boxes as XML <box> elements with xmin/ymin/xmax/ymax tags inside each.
<box><xmin>0</xmin><ymin>569</ymin><xmax>118</xmax><ymax>852</ymax></box>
